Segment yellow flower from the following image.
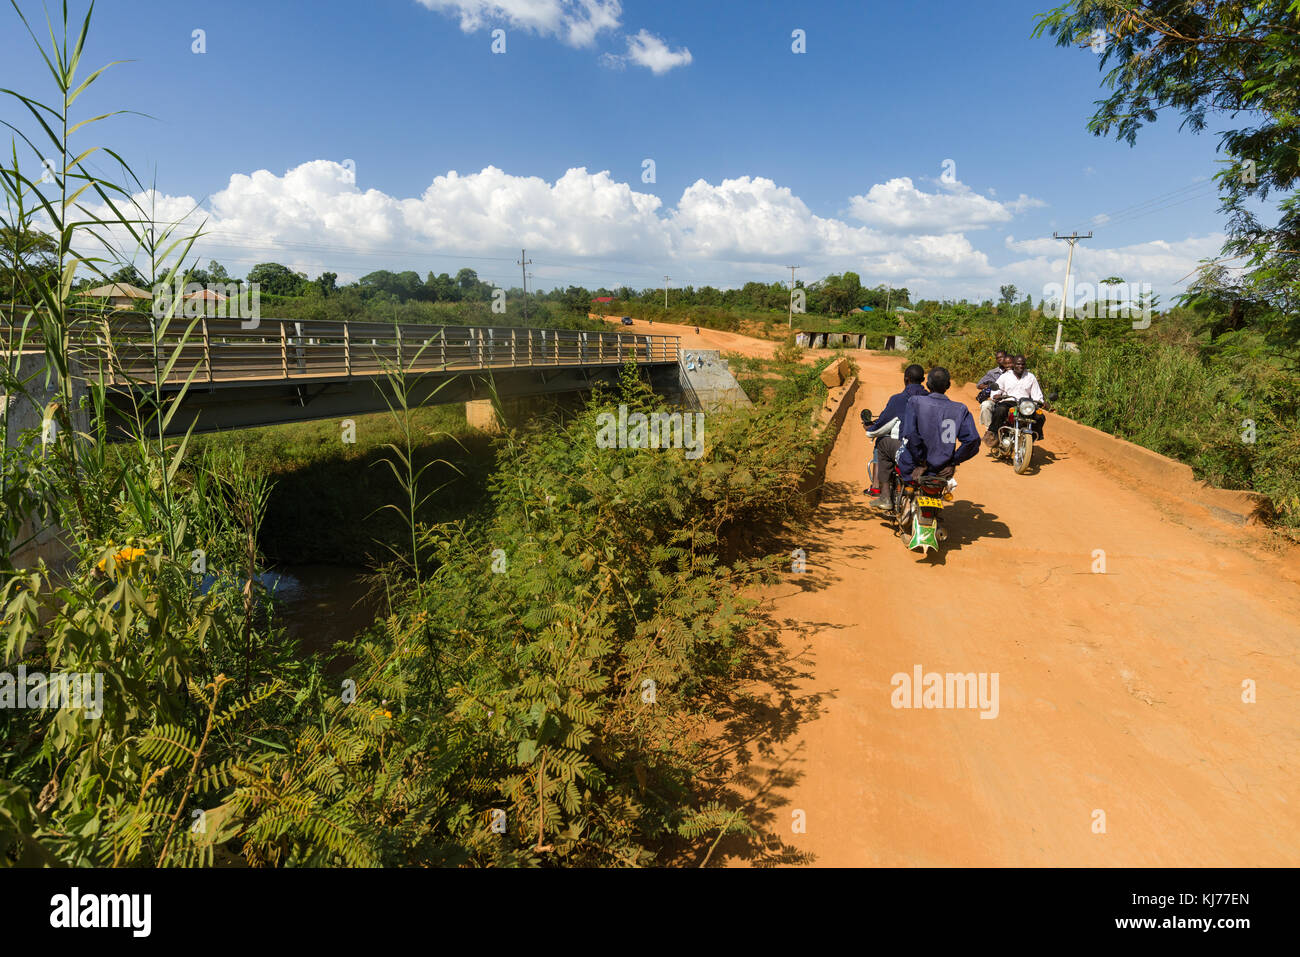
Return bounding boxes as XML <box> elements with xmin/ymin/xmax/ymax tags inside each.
<box><xmin>96</xmin><ymin>546</ymin><xmax>147</xmax><ymax>575</ymax></box>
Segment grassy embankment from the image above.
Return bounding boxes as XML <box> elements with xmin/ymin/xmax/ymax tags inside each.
<box><xmin>189</xmin><ymin>404</ymin><xmax>495</xmax><ymax>565</ymax></box>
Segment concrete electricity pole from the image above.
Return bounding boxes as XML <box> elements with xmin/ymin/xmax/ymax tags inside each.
<box><xmin>663</xmin><ymin>275</ymin><xmax>671</xmax><ymax>309</ymax></box>
<box><xmin>786</xmin><ymin>265</ymin><xmax>801</xmax><ymax>327</ymax></box>
<box><xmin>517</xmin><ymin>249</ymin><xmax>532</xmax><ymax>321</ymax></box>
<box><xmin>1051</xmin><ymin>232</ymin><xmax>1090</xmax><ymax>352</ymax></box>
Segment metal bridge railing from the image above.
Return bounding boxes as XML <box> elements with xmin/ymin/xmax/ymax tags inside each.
<box><xmin>2</xmin><ymin>310</ymin><xmax>681</xmax><ymax>387</ymax></box>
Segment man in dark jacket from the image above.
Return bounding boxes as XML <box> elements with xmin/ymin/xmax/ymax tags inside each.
<box><xmin>976</xmin><ymin>349</ymin><xmax>1011</xmax><ymax>426</ymax></box>
<box><xmin>897</xmin><ymin>366</ymin><xmax>981</xmax><ymax>480</ymax></box>
<box><xmin>865</xmin><ymin>364</ymin><xmax>927</xmax><ymax>509</ymax></box>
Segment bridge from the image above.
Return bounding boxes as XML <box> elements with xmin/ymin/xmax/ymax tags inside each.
<box><xmin>2</xmin><ymin>311</ymin><xmax>686</xmax><ymax>437</ymax></box>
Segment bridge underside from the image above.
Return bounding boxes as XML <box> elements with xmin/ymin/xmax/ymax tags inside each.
<box><xmin>106</xmin><ymin>361</ymin><xmax>686</xmax><ymax>437</ymax></box>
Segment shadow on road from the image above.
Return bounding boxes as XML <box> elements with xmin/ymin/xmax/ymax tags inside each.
<box><xmin>984</xmin><ymin>443</ymin><xmax>1064</xmax><ymax>477</ymax></box>
<box><xmin>1022</xmin><ymin>444</ymin><xmax>1063</xmax><ymax>475</ymax></box>
<box><xmin>682</xmin><ymin>613</ymin><xmax>833</xmax><ymax>866</ymax></box>
<box><xmin>914</xmin><ymin>499</ymin><xmax>1012</xmax><ymax>567</ymax></box>
<box><xmin>761</xmin><ymin>479</ymin><xmax>878</xmax><ymax>592</ymax></box>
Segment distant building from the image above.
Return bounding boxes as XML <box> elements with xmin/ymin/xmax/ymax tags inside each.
<box><xmin>80</xmin><ymin>283</ymin><xmax>151</xmax><ymax>309</ymax></box>
<box><xmin>183</xmin><ymin>287</ymin><xmax>227</xmax><ymax>302</ymax></box>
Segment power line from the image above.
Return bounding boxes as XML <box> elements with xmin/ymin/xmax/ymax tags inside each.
<box><xmin>1084</xmin><ymin>179</ymin><xmax>1210</xmax><ymax>224</ymax></box>
<box><xmin>1071</xmin><ymin>179</ymin><xmax>1218</xmax><ymax>235</ymax></box>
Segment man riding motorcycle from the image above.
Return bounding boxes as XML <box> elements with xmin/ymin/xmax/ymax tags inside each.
<box><xmin>896</xmin><ymin>366</ymin><xmax>981</xmax><ymax>492</ymax></box>
<box><xmin>863</xmin><ymin>364</ymin><xmax>927</xmax><ymax>510</ymax></box>
<box><xmin>983</xmin><ymin>354</ymin><xmax>1049</xmax><ymax>446</ymax></box>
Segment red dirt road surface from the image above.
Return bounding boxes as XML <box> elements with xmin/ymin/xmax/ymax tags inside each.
<box><xmin>646</xmin><ymin>326</ymin><xmax>1300</xmax><ymax>867</ymax></box>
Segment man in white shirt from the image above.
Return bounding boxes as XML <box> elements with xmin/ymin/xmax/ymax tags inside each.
<box><xmin>983</xmin><ymin>355</ymin><xmax>1047</xmax><ymax>445</ymax></box>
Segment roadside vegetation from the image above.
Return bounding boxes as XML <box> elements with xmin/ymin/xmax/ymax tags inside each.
<box><xmin>0</xmin><ymin>3</ymin><xmax>837</xmax><ymax>867</ymax></box>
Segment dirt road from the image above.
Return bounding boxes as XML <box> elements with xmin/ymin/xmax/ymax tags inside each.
<box><xmin>597</xmin><ymin>314</ymin><xmax>781</xmax><ymax>357</ymax></box>
<box><xmin>682</xmin><ymin>339</ymin><xmax>1300</xmax><ymax>867</ymax></box>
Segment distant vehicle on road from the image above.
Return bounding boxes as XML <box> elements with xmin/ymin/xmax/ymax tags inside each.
<box><xmin>620</xmin><ymin>316</ymin><xmax>633</xmax><ymax>325</ymax></box>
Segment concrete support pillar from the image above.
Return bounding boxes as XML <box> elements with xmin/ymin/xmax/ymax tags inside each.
<box><xmin>465</xmin><ymin>398</ymin><xmax>501</xmax><ymax>433</ymax></box>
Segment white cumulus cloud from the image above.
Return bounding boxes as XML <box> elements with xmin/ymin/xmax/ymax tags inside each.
<box><xmin>848</xmin><ymin>177</ymin><xmax>1045</xmax><ymax>234</ymax></box>
<box><xmin>69</xmin><ymin>160</ymin><xmax>1218</xmax><ymax>303</ymax></box>
<box><xmin>414</xmin><ymin>0</ymin><xmax>622</xmax><ymax>47</ymax></box>
<box><xmin>623</xmin><ymin>29</ymin><xmax>692</xmax><ymax>74</ymax></box>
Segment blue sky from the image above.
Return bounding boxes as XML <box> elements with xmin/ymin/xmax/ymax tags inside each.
<box><xmin>1</xmin><ymin>0</ymin><xmax>1236</xmax><ymax>301</ymax></box>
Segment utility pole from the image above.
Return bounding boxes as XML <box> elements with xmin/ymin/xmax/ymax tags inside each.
<box><xmin>885</xmin><ymin>282</ymin><xmax>892</xmax><ymax>315</ymax></box>
<box><xmin>517</xmin><ymin>249</ymin><xmax>532</xmax><ymax>321</ymax></box>
<box><xmin>786</xmin><ymin>265</ymin><xmax>800</xmax><ymax>327</ymax></box>
<box><xmin>1051</xmin><ymin>232</ymin><xmax>1090</xmax><ymax>352</ymax></box>
<box><xmin>663</xmin><ymin>275</ymin><xmax>671</xmax><ymax>309</ymax></box>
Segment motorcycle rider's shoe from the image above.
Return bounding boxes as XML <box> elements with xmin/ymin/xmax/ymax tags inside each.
<box><xmin>870</xmin><ymin>490</ymin><xmax>894</xmax><ymax>512</ymax></box>
<box><xmin>981</xmin><ymin>430</ymin><xmax>997</xmax><ymax>447</ymax></box>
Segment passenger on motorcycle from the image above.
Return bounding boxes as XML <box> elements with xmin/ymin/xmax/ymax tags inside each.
<box><xmin>863</xmin><ymin>364</ymin><xmax>927</xmax><ymax>510</ymax></box>
<box><xmin>976</xmin><ymin>349</ymin><xmax>1012</xmax><ymax>427</ymax></box>
<box><xmin>983</xmin><ymin>355</ymin><xmax>1048</xmax><ymax>446</ymax></box>
<box><xmin>897</xmin><ymin>366</ymin><xmax>981</xmax><ymax>487</ymax></box>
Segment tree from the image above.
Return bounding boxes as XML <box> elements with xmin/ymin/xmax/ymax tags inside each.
<box><xmin>1181</xmin><ymin>262</ymin><xmax>1268</xmax><ymax>339</ymax></box>
<box><xmin>1034</xmin><ymin>1</ymin><xmax>1300</xmax><ymax>351</ymax></box>
<box><xmin>246</xmin><ymin>262</ymin><xmax>307</xmax><ymax>297</ymax></box>
<box><xmin>455</xmin><ymin>268</ymin><xmax>480</xmax><ymax>295</ymax></box>
<box><xmin>0</xmin><ymin>226</ymin><xmax>59</xmax><ymax>301</ymax></box>
<box><xmin>813</xmin><ymin>274</ymin><xmax>855</xmax><ymax>316</ymax></box>
<box><xmin>316</xmin><ymin>271</ymin><xmax>337</xmax><ymax>298</ymax></box>
<box><xmin>424</xmin><ymin>271</ymin><xmax>459</xmax><ymax>302</ymax></box>
<box><xmin>108</xmin><ymin>264</ymin><xmax>146</xmax><ymax>287</ymax></box>
<box><xmin>841</xmin><ymin>271</ymin><xmax>863</xmax><ymax>308</ymax></box>
<box><xmin>999</xmin><ymin>284</ymin><xmax>1019</xmax><ymax>307</ymax></box>
<box><xmin>359</xmin><ymin>269</ymin><xmax>422</xmax><ymax>301</ymax></box>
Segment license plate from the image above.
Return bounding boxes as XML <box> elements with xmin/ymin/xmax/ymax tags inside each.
<box><xmin>917</xmin><ymin>496</ymin><xmax>944</xmax><ymax>508</ymax></box>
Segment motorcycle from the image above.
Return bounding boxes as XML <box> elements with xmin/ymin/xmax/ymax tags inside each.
<box><xmin>862</xmin><ymin>408</ymin><xmax>957</xmax><ymax>556</ymax></box>
<box><xmin>989</xmin><ymin>391</ymin><xmax>1056</xmax><ymax>475</ymax></box>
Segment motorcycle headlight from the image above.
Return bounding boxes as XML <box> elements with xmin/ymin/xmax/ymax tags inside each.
<box><xmin>1017</xmin><ymin>398</ymin><xmax>1037</xmax><ymax>417</ymax></box>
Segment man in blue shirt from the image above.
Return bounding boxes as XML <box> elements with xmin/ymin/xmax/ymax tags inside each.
<box><xmin>897</xmin><ymin>366</ymin><xmax>981</xmax><ymax>481</ymax></box>
<box><xmin>864</xmin><ymin>364</ymin><xmax>927</xmax><ymax>509</ymax></box>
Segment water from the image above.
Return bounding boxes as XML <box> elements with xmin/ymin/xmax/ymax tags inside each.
<box><xmin>265</xmin><ymin>565</ymin><xmax>379</xmax><ymax>654</ymax></box>
<box><xmin>198</xmin><ymin>564</ymin><xmax>378</xmax><ymax>655</ymax></box>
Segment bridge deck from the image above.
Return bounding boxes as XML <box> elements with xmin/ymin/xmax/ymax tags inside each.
<box><xmin>3</xmin><ymin>313</ymin><xmax>680</xmax><ymax>388</ymax></box>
